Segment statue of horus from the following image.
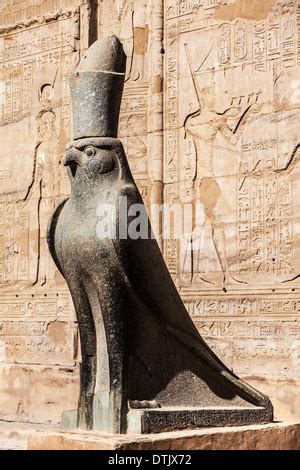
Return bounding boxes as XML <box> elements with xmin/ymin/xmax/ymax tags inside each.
<box><xmin>47</xmin><ymin>36</ymin><xmax>273</xmax><ymax>434</ymax></box>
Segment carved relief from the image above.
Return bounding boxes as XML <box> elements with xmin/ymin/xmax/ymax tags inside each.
<box><xmin>0</xmin><ymin>9</ymin><xmax>80</xmax><ymax>287</ymax></box>
<box><xmin>98</xmin><ymin>1</ymin><xmax>151</xmax><ymax>205</ymax></box>
<box><xmin>234</xmin><ymin>20</ymin><xmax>247</xmax><ymax>61</ymax></box>
<box><xmin>237</xmin><ymin>111</ymin><xmax>299</xmax><ymax>283</ymax></box>
<box><xmin>0</xmin><ymin>3</ymin><xmax>82</xmax><ymax>421</ymax></box>
<box><xmin>0</xmin><ymin>319</ymin><xmax>76</xmax><ymax>366</ymax></box>
<box><xmin>164</xmin><ymin>0</ymin><xmax>300</xmax><ymax>378</ymax></box>
<box><xmin>218</xmin><ymin>23</ymin><xmax>231</xmax><ymax>64</ymax></box>
<box><xmin>0</xmin><ymin>0</ymin><xmax>299</xmax><ymax>424</ymax></box>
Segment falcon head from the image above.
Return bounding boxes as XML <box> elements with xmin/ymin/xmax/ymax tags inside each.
<box><xmin>64</xmin><ymin>137</ymin><xmax>129</xmax><ymax>185</ymax></box>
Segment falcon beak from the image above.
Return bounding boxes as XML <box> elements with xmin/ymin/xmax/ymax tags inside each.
<box><xmin>64</xmin><ymin>147</ymin><xmax>83</xmax><ymax>178</ymax></box>
<box><xmin>64</xmin><ymin>148</ymin><xmax>82</xmax><ymax>167</ymax></box>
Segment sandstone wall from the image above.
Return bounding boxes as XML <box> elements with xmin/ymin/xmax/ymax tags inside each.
<box><xmin>0</xmin><ymin>0</ymin><xmax>299</xmax><ymax>424</ymax></box>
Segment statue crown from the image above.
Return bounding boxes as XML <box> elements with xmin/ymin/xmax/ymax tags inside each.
<box><xmin>70</xmin><ymin>36</ymin><xmax>126</xmax><ymax>140</ymax></box>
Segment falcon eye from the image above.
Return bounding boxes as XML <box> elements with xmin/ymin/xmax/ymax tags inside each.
<box><xmin>84</xmin><ymin>146</ymin><xmax>96</xmax><ymax>157</ymax></box>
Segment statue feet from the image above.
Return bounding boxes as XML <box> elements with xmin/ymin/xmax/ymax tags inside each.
<box><xmin>129</xmin><ymin>400</ymin><xmax>161</xmax><ymax>409</ymax></box>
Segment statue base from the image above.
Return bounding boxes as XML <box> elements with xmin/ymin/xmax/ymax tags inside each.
<box><xmin>25</xmin><ymin>421</ymin><xmax>300</xmax><ymax>450</ymax></box>
<box><xmin>61</xmin><ymin>405</ymin><xmax>272</xmax><ymax>434</ymax></box>
<box><xmin>127</xmin><ymin>406</ymin><xmax>271</xmax><ymax>434</ymax></box>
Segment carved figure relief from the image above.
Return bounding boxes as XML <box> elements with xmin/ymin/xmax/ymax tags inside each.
<box><xmin>182</xmin><ymin>49</ymin><xmax>262</xmax><ymax>287</ymax></box>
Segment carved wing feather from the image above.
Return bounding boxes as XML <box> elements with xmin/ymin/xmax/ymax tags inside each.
<box><xmin>47</xmin><ymin>197</ymin><xmax>69</xmax><ymax>277</ymax></box>
<box><xmin>112</xmin><ymin>184</ymin><xmax>229</xmax><ymax>374</ymax></box>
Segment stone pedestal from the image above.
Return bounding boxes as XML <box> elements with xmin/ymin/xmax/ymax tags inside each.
<box><xmin>127</xmin><ymin>406</ymin><xmax>271</xmax><ymax>434</ymax></box>
<box><xmin>62</xmin><ymin>405</ymin><xmax>271</xmax><ymax>434</ymax></box>
<box><xmin>26</xmin><ymin>422</ymin><xmax>300</xmax><ymax>450</ymax></box>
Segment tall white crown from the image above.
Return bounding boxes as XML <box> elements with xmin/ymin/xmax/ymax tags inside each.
<box><xmin>69</xmin><ymin>36</ymin><xmax>126</xmax><ymax>140</ymax></box>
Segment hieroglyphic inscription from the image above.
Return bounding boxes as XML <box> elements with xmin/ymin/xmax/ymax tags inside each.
<box><xmin>0</xmin><ymin>293</ymin><xmax>74</xmax><ymax>320</ymax></box>
<box><xmin>0</xmin><ymin>11</ymin><xmax>81</xmax><ymax>285</ymax></box>
<box><xmin>164</xmin><ymin>0</ymin><xmax>300</xmax><ymax>381</ymax></box>
<box><xmin>98</xmin><ymin>1</ymin><xmax>151</xmax><ymax>203</ymax></box>
<box><xmin>0</xmin><ymin>0</ymin><xmax>299</xmax><ymax>422</ymax></box>
<box><xmin>185</xmin><ymin>296</ymin><xmax>300</xmax><ymax>318</ymax></box>
<box><xmin>165</xmin><ymin>11</ymin><xmax>180</xmax><ymax>273</ymax></box>
<box><xmin>165</xmin><ymin>0</ymin><xmax>300</xmax><ymax>286</ymax></box>
<box><xmin>119</xmin><ymin>89</ymin><xmax>148</xmax><ymax>194</ymax></box>
<box><xmin>216</xmin><ymin>1</ymin><xmax>298</xmax><ymax>71</ymax></box>
<box><xmin>0</xmin><ymin>319</ymin><xmax>76</xmax><ymax>366</ymax></box>
<box><xmin>195</xmin><ymin>319</ymin><xmax>300</xmax><ymax>375</ymax></box>
<box><xmin>0</xmin><ymin>1</ymin><xmax>78</xmax><ymax>30</ymax></box>
<box><xmin>195</xmin><ymin>320</ymin><xmax>300</xmax><ymax>340</ymax></box>
<box><xmin>218</xmin><ymin>22</ymin><xmax>231</xmax><ymax>64</ymax></box>
<box><xmin>238</xmin><ymin>134</ymin><xmax>293</xmax><ymax>279</ymax></box>
<box><xmin>0</xmin><ymin>3</ymin><xmax>82</xmax><ymax>416</ymax></box>
<box><xmin>0</xmin><ymin>17</ymin><xmax>77</xmax><ymax>125</ymax></box>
